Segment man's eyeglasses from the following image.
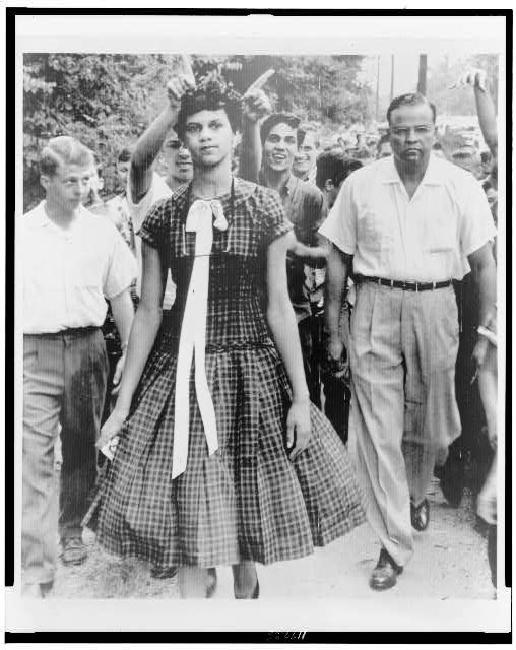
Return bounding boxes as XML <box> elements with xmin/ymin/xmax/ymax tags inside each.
<box><xmin>390</xmin><ymin>125</ymin><xmax>434</xmax><ymax>137</ymax></box>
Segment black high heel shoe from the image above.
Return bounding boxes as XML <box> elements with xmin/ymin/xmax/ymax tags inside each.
<box><xmin>235</xmin><ymin>579</ymin><xmax>259</xmax><ymax>599</ymax></box>
<box><xmin>206</xmin><ymin>568</ymin><xmax>217</xmax><ymax>598</ymax></box>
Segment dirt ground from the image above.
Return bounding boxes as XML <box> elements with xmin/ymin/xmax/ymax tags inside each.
<box><xmin>47</xmin><ymin>473</ymin><xmax>495</xmax><ymax>601</ymax></box>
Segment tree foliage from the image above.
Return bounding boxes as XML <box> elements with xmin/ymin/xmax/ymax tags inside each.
<box><xmin>22</xmin><ymin>53</ymin><xmax>371</xmax><ymax>210</ymax></box>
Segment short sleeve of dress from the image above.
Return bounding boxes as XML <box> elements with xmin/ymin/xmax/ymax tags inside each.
<box><xmin>139</xmin><ymin>198</ymin><xmax>170</xmax><ymax>252</ymax></box>
<box><xmin>259</xmin><ymin>189</ymin><xmax>294</xmax><ymax>248</ymax></box>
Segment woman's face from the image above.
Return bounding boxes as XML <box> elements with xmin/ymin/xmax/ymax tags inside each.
<box><xmin>183</xmin><ymin>109</ymin><xmax>234</xmax><ymax>169</ymax></box>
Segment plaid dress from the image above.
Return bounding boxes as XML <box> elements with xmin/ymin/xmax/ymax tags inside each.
<box><xmin>94</xmin><ymin>178</ymin><xmax>365</xmax><ymax>569</ymax></box>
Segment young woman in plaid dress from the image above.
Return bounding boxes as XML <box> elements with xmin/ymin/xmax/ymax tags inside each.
<box><xmin>95</xmin><ymin>76</ymin><xmax>365</xmax><ymax>598</ymax></box>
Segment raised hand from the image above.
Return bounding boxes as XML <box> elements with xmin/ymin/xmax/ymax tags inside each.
<box><xmin>167</xmin><ymin>54</ymin><xmax>196</xmax><ymax>110</ymax></box>
<box><xmin>242</xmin><ymin>68</ymin><xmax>274</xmax><ymax>123</ymax></box>
<box><xmin>451</xmin><ymin>68</ymin><xmax>488</xmax><ymax>92</ymax></box>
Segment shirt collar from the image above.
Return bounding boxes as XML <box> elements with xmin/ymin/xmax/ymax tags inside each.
<box><xmin>28</xmin><ymin>201</ymin><xmax>88</xmax><ymax>230</ymax></box>
<box><xmin>279</xmin><ymin>173</ymin><xmax>298</xmax><ymax>197</ymax></box>
<box><xmin>381</xmin><ymin>153</ymin><xmax>444</xmax><ymax>186</ymax></box>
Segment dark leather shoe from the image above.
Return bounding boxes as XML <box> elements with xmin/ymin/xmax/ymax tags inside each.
<box><xmin>150</xmin><ymin>565</ymin><xmax>178</xmax><ymax>579</ymax></box>
<box><xmin>410</xmin><ymin>499</ymin><xmax>430</xmax><ymax>531</ymax></box>
<box><xmin>369</xmin><ymin>548</ymin><xmax>402</xmax><ymax>591</ymax></box>
<box><xmin>61</xmin><ymin>537</ymin><xmax>87</xmax><ymax>566</ymax></box>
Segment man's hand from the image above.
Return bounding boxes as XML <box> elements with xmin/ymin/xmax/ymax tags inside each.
<box><xmin>472</xmin><ymin>336</ymin><xmax>490</xmax><ymax>370</ymax></box>
<box><xmin>111</xmin><ymin>351</ymin><xmax>126</xmax><ymax>396</ymax></box>
<box><xmin>285</xmin><ymin>397</ymin><xmax>311</xmax><ymax>461</ymax></box>
<box><xmin>325</xmin><ymin>337</ymin><xmax>346</xmax><ymax>374</ymax></box>
<box><xmin>452</xmin><ymin>68</ymin><xmax>488</xmax><ymax>92</ymax></box>
<box><xmin>242</xmin><ymin>68</ymin><xmax>274</xmax><ymax>123</ymax></box>
<box><xmin>167</xmin><ymin>54</ymin><xmax>196</xmax><ymax>110</ymax></box>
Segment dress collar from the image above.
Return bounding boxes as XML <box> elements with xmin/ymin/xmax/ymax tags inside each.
<box><xmin>381</xmin><ymin>153</ymin><xmax>444</xmax><ymax>187</ymax></box>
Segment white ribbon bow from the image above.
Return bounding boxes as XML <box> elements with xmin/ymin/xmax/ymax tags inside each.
<box><xmin>172</xmin><ymin>199</ymin><xmax>228</xmax><ymax>479</ymax></box>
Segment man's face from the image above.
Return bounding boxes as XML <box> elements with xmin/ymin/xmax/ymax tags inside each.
<box><xmin>389</xmin><ymin>103</ymin><xmax>435</xmax><ymax>171</ymax></box>
<box><xmin>42</xmin><ymin>163</ymin><xmax>93</xmax><ymax>211</ymax></box>
<box><xmin>293</xmin><ymin>131</ymin><xmax>318</xmax><ymax>177</ymax></box>
<box><xmin>183</xmin><ymin>109</ymin><xmax>233</xmax><ymax>170</ymax></box>
<box><xmin>162</xmin><ymin>130</ymin><xmax>193</xmax><ymax>183</ymax></box>
<box><xmin>377</xmin><ymin>141</ymin><xmax>392</xmax><ymax>159</ymax></box>
<box><xmin>117</xmin><ymin>160</ymin><xmax>130</xmax><ymax>187</ymax></box>
<box><xmin>263</xmin><ymin>122</ymin><xmax>298</xmax><ymax>173</ymax></box>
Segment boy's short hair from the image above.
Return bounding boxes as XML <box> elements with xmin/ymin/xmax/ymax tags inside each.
<box><xmin>315</xmin><ymin>151</ymin><xmax>363</xmax><ymax>189</ymax></box>
<box><xmin>117</xmin><ymin>146</ymin><xmax>133</xmax><ymax>163</ymax></box>
<box><xmin>260</xmin><ymin>113</ymin><xmax>301</xmax><ymax>146</ymax></box>
<box><xmin>39</xmin><ymin>136</ymin><xmax>94</xmax><ymax>177</ymax></box>
<box><xmin>386</xmin><ymin>92</ymin><xmax>437</xmax><ymax>125</ymax></box>
<box><xmin>176</xmin><ymin>76</ymin><xmax>243</xmax><ymax>139</ymax></box>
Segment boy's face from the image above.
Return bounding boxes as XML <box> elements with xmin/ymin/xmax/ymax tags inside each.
<box><xmin>183</xmin><ymin>109</ymin><xmax>233</xmax><ymax>169</ymax></box>
<box><xmin>263</xmin><ymin>122</ymin><xmax>297</xmax><ymax>174</ymax></box>
<box><xmin>41</xmin><ymin>162</ymin><xmax>93</xmax><ymax>211</ymax></box>
<box><xmin>293</xmin><ymin>131</ymin><xmax>318</xmax><ymax>177</ymax></box>
<box><xmin>162</xmin><ymin>130</ymin><xmax>193</xmax><ymax>183</ymax></box>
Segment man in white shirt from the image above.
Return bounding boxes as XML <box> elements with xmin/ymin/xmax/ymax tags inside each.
<box><xmin>320</xmin><ymin>93</ymin><xmax>497</xmax><ymax>591</ymax></box>
<box><xmin>21</xmin><ymin>136</ymin><xmax>137</xmax><ymax>597</ymax></box>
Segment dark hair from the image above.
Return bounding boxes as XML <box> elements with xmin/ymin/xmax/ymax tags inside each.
<box><xmin>176</xmin><ymin>76</ymin><xmax>242</xmax><ymax>139</ymax></box>
<box><xmin>298</xmin><ymin>123</ymin><xmax>320</xmax><ymax>149</ymax></box>
<box><xmin>386</xmin><ymin>92</ymin><xmax>437</xmax><ymax>125</ymax></box>
<box><xmin>117</xmin><ymin>147</ymin><xmax>133</xmax><ymax>163</ymax></box>
<box><xmin>39</xmin><ymin>136</ymin><xmax>94</xmax><ymax>177</ymax></box>
<box><xmin>316</xmin><ymin>152</ymin><xmax>363</xmax><ymax>190</ymax></box>
<box><xmin>432</xmin><ymin>141</ymin><xmax>443</xmax><ymax>150</ymax></box>
<box><xmin>260</xmin><ymin>113</ymin><xmax>301</xmax><ymax>146</ymax></box>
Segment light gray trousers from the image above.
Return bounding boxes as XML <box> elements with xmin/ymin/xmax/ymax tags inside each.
<box><xmin>349</xmin><ymin>282</ymin><xmax>461</xmax><ymax>567</ymax></box>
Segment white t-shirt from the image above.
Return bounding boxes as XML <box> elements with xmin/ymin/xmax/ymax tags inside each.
<box><xmin>21</xmin><ymin>202</ymin><xmax>137</xmax><ymax>333</ymax></box>
<box><xmin>319</xmin><ymin>155</ymin><xmax>496</xmax><ymax>282</ymax></box>
<box><xmin>127</xmin><ymin>172</ymin><xmax>176</xmax><ymax>309</ymax></box>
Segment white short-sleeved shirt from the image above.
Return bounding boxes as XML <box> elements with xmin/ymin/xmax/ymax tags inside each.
<box><xmin>127</xmin><ymin>172</ymin><xmax>176</xmax><ymax>308</ymax></box>
<box><xmin>21</xmin><ymin>202</ymin><xmax>137</xmax><ymax>334</ymax></box>
<box><xmin>319</xmin><ymin>155</ymin><xmax>496</xmax><ymax>282</ymax></box>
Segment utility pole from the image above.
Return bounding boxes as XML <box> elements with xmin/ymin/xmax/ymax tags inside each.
<box><xmin>390</xmin><ymin>54</ymin><xmax>394</xmax><ymax>102</ymax></box>
<box><xmin>417</xmin><ymin>54</ymin><xmax>428</xmax><ymax>95</ymax></box>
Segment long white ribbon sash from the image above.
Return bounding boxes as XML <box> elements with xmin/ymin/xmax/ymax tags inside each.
<box><xmin>172</xmin><ymin>199</ymin><xmax>228</xmax><ymax>479</ymax></box>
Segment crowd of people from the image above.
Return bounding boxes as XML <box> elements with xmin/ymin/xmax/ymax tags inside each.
<box><xmin>20</xmin><ymin>63</ymin><xmax>499</xmax><ymax>599</ymax></box>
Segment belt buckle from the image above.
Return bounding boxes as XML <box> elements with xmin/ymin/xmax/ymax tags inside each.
<box><xmin>414</xmin><ymin>281</ymin><xmax>419</xmax><ymax>292</ymax></box>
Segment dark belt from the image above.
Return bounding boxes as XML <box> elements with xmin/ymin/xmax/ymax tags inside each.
<box><xmin>25</xmin><ymin>326</ymin><xmax>101</xmax><ymax>338</ymax></box>
<box><xmin>355</xmin><ymin>275</ymin><xmax>453</xmax><ymax>292</ymax></box>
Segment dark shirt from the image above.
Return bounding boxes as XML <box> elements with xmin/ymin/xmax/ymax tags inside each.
<box><xmin>260</xmin><ymin>172</ymin><xmax>327</xmax><ymax>322</ymax></box>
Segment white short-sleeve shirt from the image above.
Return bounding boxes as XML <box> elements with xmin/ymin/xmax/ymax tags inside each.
<box><xmin>21</xmin><ymin>202</ymin><xmax>137</xmax><ymax>334</ymax></box>
<box><xmin>319</xmin><ymin>155</ymin><xmax>496</xmax><ymax>282</ymax></box>
<box><xmin>127</xmin><ymin>172</ymin><xmax>176</xmax><ymax>308</ymax></box>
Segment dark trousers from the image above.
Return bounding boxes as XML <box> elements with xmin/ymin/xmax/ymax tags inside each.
<box><xmin>298</xmin><ymin>312</ymin><xmax>350</xmax><ymax>445</ymax></box>
<box><xmin>22</xmin><ymin>328</ymin><xmax>108</xmax><ymax>584</ymax></box>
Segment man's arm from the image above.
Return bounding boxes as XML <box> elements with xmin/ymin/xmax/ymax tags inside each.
<box><xmin>130</xmin><ymin>107</ymin><xmax>178</xmax><ymax>204</ymax></box>
<box><xmin>239</xmin><ymin>78</ymin><xmax>272</xmax><ymax>183</ymax></box>
<box><xmin>456</xmin><ymin>69</ymin><xmax>498</xmax><ymax>156</ymax></box>
<box><xmin>467</xmin><ymin>242</ymin><xmax>497</xmax><ymax>368</ymax></box>
<box><xmin>325</xmin><ymin>244</ymin><xmax>353</xmax><ymax>365</ymax></box>
<box><xmin>130</xmin><ymin>71</ymin><xmax>195</xmax><ymax>204</ymax></box>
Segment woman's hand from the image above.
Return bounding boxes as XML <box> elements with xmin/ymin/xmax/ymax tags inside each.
<box><xmin>96</xmin><ymin>407</ymin><xmax>129</xmax><ymax>452</ymax></box>
<box><xmin>286</xmin><ymin>397</ymin><xmax>311</xmax><ymax>461</ymax></box>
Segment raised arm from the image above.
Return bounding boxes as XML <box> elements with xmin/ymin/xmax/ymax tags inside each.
<box><xmin>455</xmin><ymin>68</ymin><xmax>498</xmax><ymax>156</ymax></box>
<box><xmin>239</xmin><ymin>70</ymin><xmax>273</xmax><ymax>183</ymax></box>
<box><xmin>266</xmin><ymin>233</ymin><xmax>311</xmax><ymax>460</ymax></box>
<box><xmin>130</xmin><ymin>66</ymin><xmax>195</xmax><ymax>203</ymax></box>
